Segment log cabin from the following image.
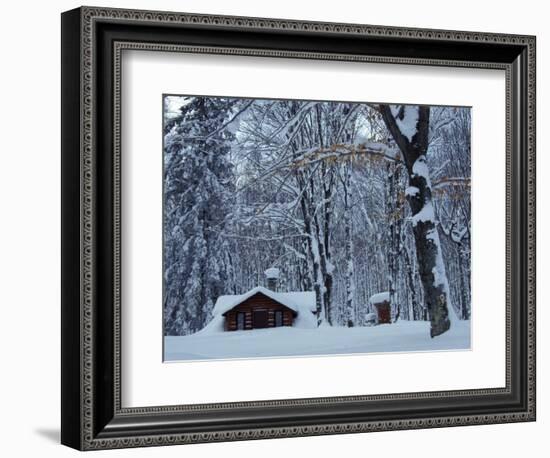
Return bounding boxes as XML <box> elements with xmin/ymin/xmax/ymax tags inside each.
<box><xmin>213</xmin><ymin>286</ymin><xmax>316</xmax><ymax>331</ymax></box>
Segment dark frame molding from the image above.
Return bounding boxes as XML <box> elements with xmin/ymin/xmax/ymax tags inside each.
<box><xmin>61</xmin><ymin>6</ymin><xmax>536</xmax><ymax>451</ymax></box>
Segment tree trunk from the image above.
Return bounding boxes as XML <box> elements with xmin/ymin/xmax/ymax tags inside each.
<box><xmin>408</xmin><ymin>178</ymin><xmax>451</xmax><ymax>337</ymax></box>
<box><xmin>343</xmin><ymin>163</ymin><xmax>355</xmax><ymax>327</ymax></box>
<box><xmin>403</xmin><ymin>242</ymin><xmax>420</xmax><ymax>320</ymax></box>
<box><xmin>386</xmin><ymin>160</ymin><xmax>404</xmax><ymax>322</ymax></box>
<box><xmin>379</xmin><ymin>105</ymin><xmax>452</xmax><ymax>337</ymax></box>
<box><xmin>298</xmin><ymin>172</ymin><xmax>325</xmax><ymax>326</ymax></box>
<box><xmin>457</xmin><ymin>244</ymin><xmax>470</xmax><ymax>320</ymax></box>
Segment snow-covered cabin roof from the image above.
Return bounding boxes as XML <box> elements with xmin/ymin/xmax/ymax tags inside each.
<box><xmin>213</xmin><ymin>286</ymin><xmax>315</xmax><ymax>316</ymax></box>
<box><xmin>369</xmin><ymin>291</ymin><xmax>390</xmax><ymax>304</ymax></box>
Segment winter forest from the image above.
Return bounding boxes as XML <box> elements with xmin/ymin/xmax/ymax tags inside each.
<box><xmin>163</xmin><ymin>94</ymin><xmax>471</xmax><ymax>360</ymax></box>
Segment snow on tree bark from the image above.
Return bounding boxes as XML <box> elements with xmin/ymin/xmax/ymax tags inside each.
<box><xmin>385</xmin><ymin>158</ymin><xmax>404</xmax><ymax>322</ymax></box>
<box><xmin>342</xmin><ymin>161</ymin><xmax>355</xmax><ymax>327</ymax></box>
<box><xmin>379</xmin><ymin>104</ymin><xmax>453</xmax><ymax>337</ymax></box>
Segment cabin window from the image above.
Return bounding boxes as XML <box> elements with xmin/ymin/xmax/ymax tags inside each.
<box><xmin>275</xmin><ymin>310</ymin><xmax>283</xmax><ymax>327</ymax></box>
<box><xmin>237</xmin><ymin>312</ymin><xmax>245</xmax><ymax>330</ymax></box>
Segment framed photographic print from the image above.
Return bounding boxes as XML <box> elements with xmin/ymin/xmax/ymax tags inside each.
<box><xmin>61</xmin><ymin>6</ymin><xmax>536</xmax><ymax>450</ymax></box>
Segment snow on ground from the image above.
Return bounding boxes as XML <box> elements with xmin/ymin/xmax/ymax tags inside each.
<box><xmin>164</xmin><ymin>320</ymin><xmax>470</xmax><ymax>362</ymax></box>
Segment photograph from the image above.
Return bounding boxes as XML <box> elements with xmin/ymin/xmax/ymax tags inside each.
<box><xmin>162</xmin><ymin>95</ymin><xmax>472</xmax><ymax>362</ymax></box>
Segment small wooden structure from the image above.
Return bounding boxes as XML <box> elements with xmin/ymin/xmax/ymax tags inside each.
<box><xmin>222</xmin><ymin>291</ymin><xmax>296</xmax><ymax>331</ymax></box>
<box><xmin>370</xmin><ymin>292</ymin><xmax>391</xmax><ymax>324</ymax></box>
<box><xmin>212</xmin><ymin>280</ymin><xmax>316</xmax><ymax>333</ymax></box>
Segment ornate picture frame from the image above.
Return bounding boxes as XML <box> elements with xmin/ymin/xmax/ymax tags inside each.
<box><xmin>61</xmin><ymin>6</ymin><xmax>536</xmax><ymax>450</ymax></box>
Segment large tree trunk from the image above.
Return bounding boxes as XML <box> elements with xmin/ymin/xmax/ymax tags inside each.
<box><xmin>408</xmin><ymin>176</ymin><xmax>451</xmax><ymax>337</ymax></box>
<box><xmin>379</xmin><ymin>105</ymin><xmax>452</xmax><ymax>337</ymax></box>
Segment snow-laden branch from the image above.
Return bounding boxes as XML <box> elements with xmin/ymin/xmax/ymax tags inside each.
<box><xmin>289</xmin><ymin>142</ymin><xmax>401</xmax><ymax>169</ymax></box>
<box><xmin>432</xmin><ymin>177</ymin><xmax>471</xmax><ymax>190</ymax></box>
<box><xmin>207</xmin><ymin>227</ymin><xmax>307</xmax><ymax>242</ymax></box>
<box><xmin>204</xmin><ymin>100</ymin><xmax>255</xmax><ymax>139</ymax></box>
<box><xmin>429</xmin><ymin>159</ymin><xmax>450</xmax><ymax>180</ymax></box>
<box><xmin>429</xmin><ymin>112</ymin><xmax>457</xmax><ymax>144</ymax></box>
<box><xmin>266</xmin><ymin>102</ymin><xmax>317</xmax><ymax>141</ymax></box>
<box><xmin>283</xmin><ymin>242</ymin><xmax>308</xmax><ymax>261</ymax></box>
<box><xmin>334</xmin><ymin>105</ymin><xmax>360</xmax><ymax>142</ymax></box>
<box><xmin>438</xmin><ymin>220</ymin><xmax>470</xmax><ymax>244</ymax></box>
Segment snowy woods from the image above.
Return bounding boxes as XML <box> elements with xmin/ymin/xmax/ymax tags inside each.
<box><xmin>163</xmin><ymin>96</ymin><xmax>471</xmax><ymax>339</ymax></box>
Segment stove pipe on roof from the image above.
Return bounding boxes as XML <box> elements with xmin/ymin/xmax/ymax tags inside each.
<box><xmin>264</xmin><ymin>267</ymin><xmax>280</xmax><ymax>292</ymax></box>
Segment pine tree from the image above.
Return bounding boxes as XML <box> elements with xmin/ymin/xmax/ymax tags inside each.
<box><xmin>163</xmin><ymin>97</ymin><xmax>239</xmax><ymax>335</ymax></box>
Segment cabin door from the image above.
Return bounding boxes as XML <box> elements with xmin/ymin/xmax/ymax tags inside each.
<box><xmin>252</xmin><ymin>310</ymin><xmax>269</xmax><ymax>329</ymax></box>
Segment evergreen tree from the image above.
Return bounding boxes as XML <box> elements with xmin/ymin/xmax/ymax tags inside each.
<box><xmin>163</xmin><ymin>97</ymin><xmax>238</xmax><ymax>335</ymax></box>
